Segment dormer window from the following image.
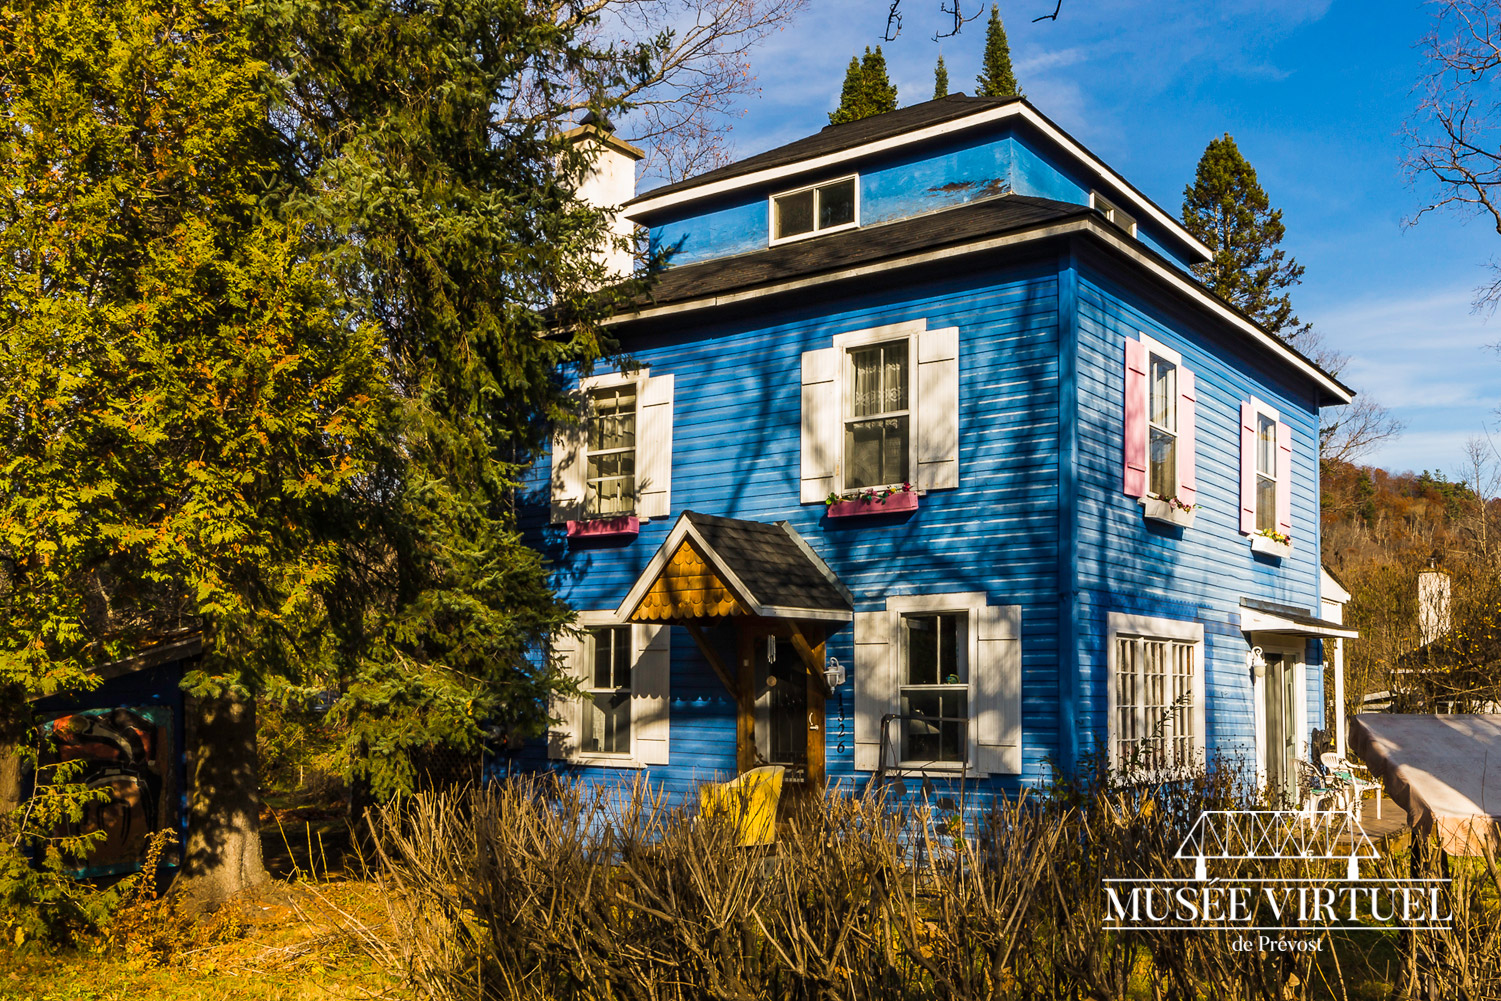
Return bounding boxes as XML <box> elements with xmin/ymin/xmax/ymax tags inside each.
<box><xmin>771</xmin><ymin>176</ymin><xmax>858</xmax><ymax>243</ymax></box>
<box><xmin>1091</xmin><ymin>191</ymin><xmax>1136</xmax><ymax>236</ymax></box>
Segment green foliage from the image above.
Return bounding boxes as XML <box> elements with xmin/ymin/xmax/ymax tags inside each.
<box><xmin>1181</xmin><ymin>134</ymin><xmax>1311</xmax><ymax>343</ymax></box>
<box><xmin>829</xmin><ymin>46</ymin><xmax>898</xmax><ymax>125</ymax></box>
<box><xmin>934</xmin><ymin>54</ymin><xmax>950</xmax><ymax>99</ymax></box>
<box><xmin>244</xmin><ymin>0</ymin><xmax>641</xmax><ymax>798</ymax></box>
<box><xmin>975</xmin><ymin>5</ymin><xmax>1021</xmax><ymax>98</ymax></box>
<box><xmin>0</xmin><ymin>760</ymin><xmax>119</xmax><ymax>946</ymax></box>
<box><xmin>0</xmin><ymin>0</ymin><xmax>390</xmax><ymax>708</ymax></box>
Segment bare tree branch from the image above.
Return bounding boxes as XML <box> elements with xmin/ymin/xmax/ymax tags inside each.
<box><xmin>1405</xmin><ymin>1</ymin><xmax>1501</xmax><ymax>308</ymax></box>
<box><xmin>1033</xmin><ymin>0</ymin><xmax>1062</xmax><ymax>23</ymax></box>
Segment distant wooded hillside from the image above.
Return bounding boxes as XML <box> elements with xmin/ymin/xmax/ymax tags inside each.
<box><xmin>1322</xmin><ymin>458</ymin><xmax>1501</xmax><ymax>715</ymax></box>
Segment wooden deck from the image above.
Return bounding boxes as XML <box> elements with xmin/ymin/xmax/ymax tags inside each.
<box><xmin>1337</xmin><ymin>791</ymin><xmax>1408</xmax><ymax>849</ymax></box>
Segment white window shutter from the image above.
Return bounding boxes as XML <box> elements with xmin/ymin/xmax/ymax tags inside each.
<box><xmin>550</xmin><ymin>419</ymin><xmax>588</xmax><ymax>524</ymax></box>
<box><xmin>917</xmin><ymin>326</ymin><xmax>960</xmax><ymax>490</ymax></box>
<box><xmin>547</xmin><ymin>631</ymin><xmax>583</xmax><ymax>760</ymax></box>
<box><xmin>632</xmin><ymin>623</ymin><xmax>670</xmax><ymax>765</ymax></box>
<box><xmin>638</xmin><ymin>374</ymin><xmax>674</xmax><ymax>521</ymax></box>
<box><xmin>853</xmin><ymin>610</ymin><xmax>897</xmax><ymax>771</ymax></box>
<box><xmin>801</xmin><ymin>348</ymin><xmax>839</xmax><ymax>503</ymax></box>
<box><xmin>975</xmin><ymin>604</ymin><xmax>1022</xmax><ymax>775</ymax></box>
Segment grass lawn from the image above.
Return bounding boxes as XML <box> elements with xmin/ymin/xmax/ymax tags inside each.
<box><xmin>0</xmin><ymin>877</ymin><xmax>402</xmax><ymax>1000</ymax></box>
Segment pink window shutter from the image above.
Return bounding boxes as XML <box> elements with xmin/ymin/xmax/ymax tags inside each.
<box><xmin>1176</xmin><ymin>368</ymin><xmax>1197</xmax><ymax>507</ymax></box>
<box><xmin>1276</xmin><ymin>421</ymin><xmax>1293</xmax><ymax>536</ymax></box>
<box><xmin>1239</xmin><ymin>402</ymin><xmax>1256</xmax><ymax>535</ymax></box>
<box><xmin>1123</xmin><ymin>338</ymin><xmax>1148</xmax><ymax>497</ymax></box>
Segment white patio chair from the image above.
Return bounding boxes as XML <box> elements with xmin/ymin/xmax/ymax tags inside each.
<box><xmin>1321</xmin><ymin>751</ymin><xmax>1382</xmax><ymax>820</ymax></box>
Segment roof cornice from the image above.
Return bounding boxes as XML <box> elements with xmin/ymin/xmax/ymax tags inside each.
<box><xmin>611</xmin><ymin>216</ymin><xmax>1352</xmax><ymax>404</ymax></box>
<box><xmin>626</xmin><ymin>101</ymin><xmax>1213</xmax><ymax>265</ymax></box>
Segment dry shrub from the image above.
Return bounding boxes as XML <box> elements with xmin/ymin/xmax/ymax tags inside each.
<box><xmin>104</xmin><ymin>831</ymin><xmax>247</xmax><ymax>969</ymax></box>
<box><xmin>353</xmin><ymin>767</ymin><xmax>1499</xmax><ymax>1001</ymax></box>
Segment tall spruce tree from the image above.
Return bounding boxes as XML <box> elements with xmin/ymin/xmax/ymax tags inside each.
<box><xmin>830</xmin><ymin>46</ymin><xmax>898</xmax><ymax>124</ymax></box>
<box><xmin>1181</xmin><ymin>133</ymin><xmax>1311</xmax><ymax>343</ymax></box>
<box><xmin>934</xmin><ymin>54</ymin><xmax>950</xmax><ymax>99</ymax></box>
<box><xmin>976</xmin><ymin>5</ymin><xmax>1021</xmax><ymax>98</ymax></box>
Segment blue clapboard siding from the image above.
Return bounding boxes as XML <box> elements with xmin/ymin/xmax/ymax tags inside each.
<box><xmin>643</xmin><ymin>120</ymin><xmax>1192</xmax><ymax>270</ymax></box>
<box><xmin>512</xmin><ymin>257</ymin><xmax>1067</xmax><ymax>806</ymax></box>
<box><xmin>1069</xmin><ymin>247</ymin><xmax>1325</xmax><ymax>771</ymax></box>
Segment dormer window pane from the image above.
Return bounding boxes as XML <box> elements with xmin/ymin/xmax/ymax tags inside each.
<box><xmin>771</xmin><ymin>176</ymin><xmax>858</xmax><ymax>242</ymax></box>
<box><xmin>776</xmin><ymin>189</ymin><xmax>815</xmax><ymax>239</ymax></box>
<box><xmin>819</xmin><ymin>179</ymin><xmax>856</xmax><ymax>229</ymax></box>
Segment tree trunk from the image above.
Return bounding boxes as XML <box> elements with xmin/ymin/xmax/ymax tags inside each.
<box><xmin>174</xmin><ymin>690</ymin><xmax>268</xmax><ymax>910</ymax></box>
<box><xmin>0</xmin><ymin>745</ymin><xmax>21</xmax><ymax>815</ymax></box>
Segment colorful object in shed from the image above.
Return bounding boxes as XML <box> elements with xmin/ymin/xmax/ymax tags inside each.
<box><xmin>699</xmin><ymin>765</ymin><xmax>785</xmax><ymax>846</ymax></box>
<box><xmin>39</xmin><ymin>706</ymin><xmax>178</xmax><ymax>877</ymax></box>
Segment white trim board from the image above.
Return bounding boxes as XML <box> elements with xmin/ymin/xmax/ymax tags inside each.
<box><xmin>627</xmin><ymin>102</ymin><xmax>1212</xmax><ymax>264</ymax></box>
<box><xmin>614</xmin><ymin>217</ymin><xmax>1351</xmax><ymax>404</ymax></box>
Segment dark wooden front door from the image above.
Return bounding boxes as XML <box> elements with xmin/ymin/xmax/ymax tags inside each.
<box><xmin>737</xmin><ymin>623</ymin><xmax>826</xmax><ymax>793</ymax></box>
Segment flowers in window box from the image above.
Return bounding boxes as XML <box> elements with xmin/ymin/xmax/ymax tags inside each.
<box><xmin>1164</xmin><ymin>496</ymin><xmax>1196</xmax><ymax>513</ymax></box>
<box><xmin>825</xmin><ymin>481</ymin><xmax>914</xmax><ymax>507</ymax></box>
<box><xmin>1256</xmin><ymin>528</ymin><xmax>1291</xmax><ymax>545</ymax></box>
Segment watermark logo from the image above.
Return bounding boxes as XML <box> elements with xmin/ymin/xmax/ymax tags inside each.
<box><xmin>1103</xmin><ymin>810</ymin><xmax>1451</xmax><ymax>945</ymax></box>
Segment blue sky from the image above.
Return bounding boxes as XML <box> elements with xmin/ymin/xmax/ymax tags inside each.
<box><xmin>688</xmin><ymin>0</ymin><xmax>1501</xmax><ymax>478</ymax></box>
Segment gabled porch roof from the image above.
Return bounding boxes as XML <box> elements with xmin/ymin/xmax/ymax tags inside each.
<box><xmin>616</xmin><ymin>511</ymin><xmax>852</xmax><ymax>624</ymax></box>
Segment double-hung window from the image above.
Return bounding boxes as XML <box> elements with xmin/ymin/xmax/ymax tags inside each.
<box><xmin>1123</xmin><ymin>333</ymin><xmax>1196</xmax><ymax>510</ymax></box>
<box><xmin>800</xmin><ymin>319</ymin><xmax>959</xmax><ymax>503</ymax></box>
<box><xmin>1107</xmin><ymin>613</ymin><xmax>1204</xmax><ymax>774</ymax></box>
<box><xmin>581</xmin><ymin>626</ymin><xmax>632</xmax><ymax>755</ymax></box>
<box><xmin>1239</xmin><ymin>397</ymin><xmax>1290</xmax><ymax>544</ymax></box>
<box><xmin>587</xmin><ymin>385</ymin><xmax>636</xmax><ymax>517</ymax></box>
<box><xmin>548</xmin><ymin>614</ymin><xmax>671</xmax><ymax>766</ymax></box>
<box><xmin>845</xmin><ymin>340</ymin><xmax>910</xmax><ymax>490</ymax></box>
<box><xmin>852</xmin><ymin>592</ymin><xmax>1021</xmax><ymax>776</ymax></box>
<box><xmin>1147</xmin><ymin>353</ymin><xmax>1178</xmax><ymax>500</ymax></box>
<box><xmin>1255</xmin><ymin>414</ymin><xmax>1277</xmax><ymax>534</ymax></box>
<box><xmin>771</xmin><ymin>176</ymin><xmax>858</xmax><ymax>243</ymax></box>
<box><xmin>899</xmin><ymin>612</ymin><xmax>968</xmax><ymax>764</ymax></box>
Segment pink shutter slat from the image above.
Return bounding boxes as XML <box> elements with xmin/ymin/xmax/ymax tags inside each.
<box><xmin>1177</xmin><ymin>368</ymin><xmax>1197</xmax><ymax>507</ymax></box>
<box><xmin>1123</xmin><ymin>338</ymin><xmax>1148</xmax><ymax>497</ymax></box>
<box><xmin>1239</xmin><ymin>402</ymin><xmax>1256</xmax><ymax>535</ymax></box>
<box><xmin>1276</xmin><ymin>421</ymin><xmax>1293</xmax><ymax>535</ymax></box>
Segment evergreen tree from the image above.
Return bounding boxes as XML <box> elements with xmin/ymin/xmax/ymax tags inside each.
<box><xmin>934</xmin><ymin>54</ymin><xmax>949</xmax><ymax>99</ymax></box>
<box><xmin>975</xmin><ymin>5</ymin><xmax>1021</xmax><ymax>98</ymax></box>
<box><xmin>0</xmin><ymin>0</ymin><xmax>391</xmax><ymax>906</ymax></box>
<box><xmin>830</xmin><ymin>46</ymin><xmax>898</xmax><ymax>124</ymax></box>
<box><xmin>861</xmin><ymin>46</ymin><xmax>898</xmax><ymax>115</ymax></box>
<box><xmin>1181</xmin><ymin>133</ymin><xmax>1310</xmax><ymax>342</ymax></box>
<box><xmin>830</xmin><ymin>55</ymin><xmax>866</xmax><ymax>125</ymax></box>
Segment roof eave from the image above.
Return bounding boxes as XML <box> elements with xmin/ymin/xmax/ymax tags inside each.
<box><xmin>610</xmin><ymin>215</ymin><xmax>1352</xmax><ymax>403</ymax></box>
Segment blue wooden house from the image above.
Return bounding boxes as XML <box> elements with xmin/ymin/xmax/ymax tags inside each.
<box><xmin>521</xmin><ymin>95</ymin><xmax>1358</xmax><ymax>808</ymax></box>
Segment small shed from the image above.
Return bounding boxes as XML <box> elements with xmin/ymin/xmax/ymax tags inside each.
<box><xmin>3</xmin><ymin>635</ymin><xmax>200</xmax><ymax>878</ymax></box>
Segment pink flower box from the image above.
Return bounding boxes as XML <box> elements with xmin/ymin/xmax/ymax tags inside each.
<box><xmin>567</xmin><ymin>515</ymin><xmax>640</xmax><ymax>539</ymax></box>
<box><xmin>826</xmin><ymin>492</ymin><xmax>919</xmax><ymax>519</ymax></box>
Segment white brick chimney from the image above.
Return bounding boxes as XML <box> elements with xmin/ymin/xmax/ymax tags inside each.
<box><xmin>564</xmin><ymin>112</ymin><xmax>644</xmax><ymax>281</ymax></box>
<box><xmin>1418</xmin><ymin>566</ymin><xmax>1451</xmax><ymax>646</ymax></box>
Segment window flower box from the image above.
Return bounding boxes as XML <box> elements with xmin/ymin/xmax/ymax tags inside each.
<box><xmin>1141</xmin><ymin>496</ymin><xmax>1195</xmax><ymax>528</ymax></box>
<box><xmin>567</xmin><ymin>515</ymin><xmax>640</xmax><ymax>540</ymax></box>
<box><xmin>826</xmin><ymin>488</ymin><xmax>918</xmax><ymax>519</ymax></box>
<box><xmin>1250</xmin><ymin>532</ymin><xmax>1292</xmax><ymax>559</ymax></box>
